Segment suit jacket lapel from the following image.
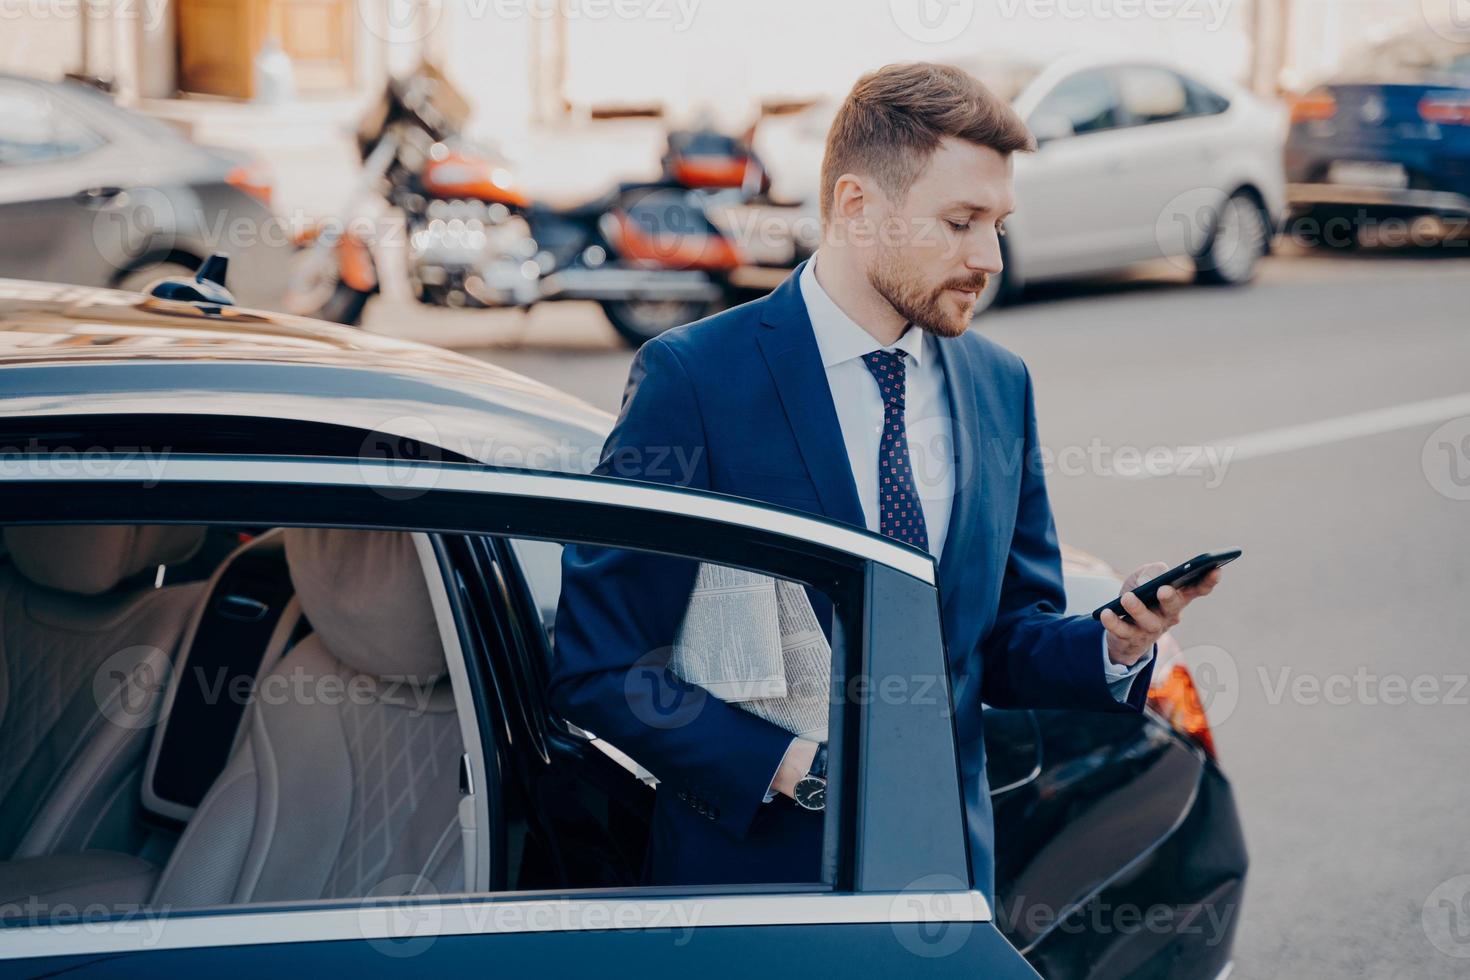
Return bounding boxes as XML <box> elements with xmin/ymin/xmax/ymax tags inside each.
<box><xmin>755</xmin><ymin>263</ymin><xmax>866</xmax><ymax>529</ymax></box>
<box><xmin>935</xmin><ymin>337</ymin><xmax>977</xmax><ymax>592</ymax></box>
<box><xmin>935</xmin><ymin>335</ymin><xmax>1003</xmax><ymax>626</ymax></box>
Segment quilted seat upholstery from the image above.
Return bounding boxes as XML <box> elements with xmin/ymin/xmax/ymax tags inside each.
<box><xmin>151</xmin><ymin>529</ymin><xmax>466</xmax><ymax>907</ymax></box>
<box><xmin>0</xmin><ymin>525</ymin><xmax>206</xmax><ymax>860</ymax></box>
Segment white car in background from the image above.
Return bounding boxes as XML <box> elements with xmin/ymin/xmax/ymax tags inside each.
<box><xmin>752</xmin><ymin>53</ymin><xmax>1289</xmax><ymax>313</ymax></box>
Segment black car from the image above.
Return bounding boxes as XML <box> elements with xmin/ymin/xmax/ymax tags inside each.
<box><xmin>0</xmin><ymin>272</ymin><xmax>1245</xmax><ymax>979</ymax></box>
<box><xmin>0</xmin><ymin>75</ymin><xmax>289</xmax><ymax>308</ymax></box>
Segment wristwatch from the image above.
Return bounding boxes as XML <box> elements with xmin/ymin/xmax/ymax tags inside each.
<box><xmin>793</xmin><ymin>742</ymin><xmax>828</xmax><ymax>812</ymax></box>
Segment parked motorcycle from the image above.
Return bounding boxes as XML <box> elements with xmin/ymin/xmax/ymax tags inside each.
<box><xmin>285</xmin><ymin>63</ymin><xmax>773</xmax><ymax>346</ymax></box>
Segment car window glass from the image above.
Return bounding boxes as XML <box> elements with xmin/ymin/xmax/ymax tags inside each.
<box><xmin>497</xmin><ymin>535</ymin><xmax>848</xmax><ymax>891</ymax></box>
<box><xmin>1116</xmin><ymin>66</ymin><xmax>1191</xmax><ymax>125</ymax></box>
<box><xmin>0</xmin><ymin>84</ymin><xmax>104</xmax><ymax>165</ymax></box>
<box><xmin>1182</xmin><ymin>74</ymin><xmax>1231</xmax><ymax>116</ymax></box>
<box><xmin>0</xmin><ymin>523</ymin><xmax>472</xmax><ymax>923</ymax></box>
<box><xmin>1435</xmin><ymin>51</ymin><xmax>1470</xmax><ymax>85</ymax></box>
<box><xmin>0</xmin><ymin>519</ymin><xmax>856</xmax><ymax>932</ymax></box>
<box><xmin>1031</xmin><ymin>69</ymin><xmax>1121</xmax><ymax>136</ymax></box>
<box><xmin>510</xmin><ymin>536</ymin><xmax>563</xmax><ymax>634</ymax></box>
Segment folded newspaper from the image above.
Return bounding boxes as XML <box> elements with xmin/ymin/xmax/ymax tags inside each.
<box><xmin>669</xmin><ymin>563</ymin><xmax>830</xmax><ymax>741</ymax></box>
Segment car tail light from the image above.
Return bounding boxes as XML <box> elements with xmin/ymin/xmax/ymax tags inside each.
<box><xmin>1419</xmin><ymin>94</ymin><xmax>1470</xmax><ymax>126</ymax></box>
<box><xmin>1147</xmin><ymin>635</ymin><xmax>1217</xmax><ymax>760</ymax></box>
<box><xmin>1289</xmin><ymin>92</ymin><xmax>1337</xmax><ymax>123</ymax></box>
<box><xmin>226</xmin><ymin>161</ymin><xmax>275</xmax><ymax>209</ymax></box>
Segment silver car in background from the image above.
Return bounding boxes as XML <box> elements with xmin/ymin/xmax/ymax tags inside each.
<box><xmin>753</xmin><ymin>52</ymin><xmax>1288</xmax><ymax>313</ymax></box>
<box><xmin>0</xmin><ymin>74</ymin><xmax>290</xmax><ymax>310</ymax></box>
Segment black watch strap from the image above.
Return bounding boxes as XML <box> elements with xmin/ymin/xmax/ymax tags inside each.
<box><xmin>808</xmin><ymin>742</ymin><xmax>828</xmax><ymax>781</ymax></box>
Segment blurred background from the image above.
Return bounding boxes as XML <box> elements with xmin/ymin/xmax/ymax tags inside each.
<box><xmin>4</xmin><ymin>1</ymin><xmax>1470</xmax><ymax>977</ymax></box>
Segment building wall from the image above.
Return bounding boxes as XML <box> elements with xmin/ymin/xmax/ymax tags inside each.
<box><xmin>420</xmin><ymin>1</ymin><xmax>536</xmax><ymax>146</ymax></box>
<box><xmin>1284</xmin><ymin>0</ymin><xmax>1445</xmax><ymax>88</ymax></box>
<box><xmin>1</xmin><ymin>8</ymin><xmax>89</xmax><ymax>82</ymax></box>
<box><xmin>0</xmin><ymin>0</ymin><xmax>400</xmax><ymax>101</ymax></box>
<box><xmin>556</xmin><ymin>0</ymin><xmax>1256</xmax><ymax>121</ymax></box>
<box><xmin>0</xmin><ymin>0</ymin><xmax>1446</xmax><ymax>112</ymax></box>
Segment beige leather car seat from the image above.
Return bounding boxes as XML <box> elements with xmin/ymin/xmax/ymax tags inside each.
<box><xmin>151</xmin><ymin>529</ymin><xmax>466</xmax><ymax>908</ymax></box>
<box><xmin>0</xmin><ymin>524</ymin><xmax>207</xmax><ymax>861</ymax></box>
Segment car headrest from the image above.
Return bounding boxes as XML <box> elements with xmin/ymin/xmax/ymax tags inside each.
<box><xmin>3</xmin><ymin>524</ymin><xmax>206</xmax><ymax>596</ymax></box>
<box><xmin>283</xmin><ymin>528</ymin><xmax>447</xmax><ymax>681</ymax></box>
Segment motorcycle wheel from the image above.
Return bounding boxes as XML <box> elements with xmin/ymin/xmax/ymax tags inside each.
<box><xmin>284</xmin><ymin>235</ymin><xmax>375</xmax><ymax>327</ymax></box>
<box><xmin>601</xmin><ymin>299</ymin><xmax>717</xmax><ymax>347</ymax></box>
<box><xmin>314</xmin><ymin>283</ymin><xmax>374</xmax><ymax>327</ymax></box>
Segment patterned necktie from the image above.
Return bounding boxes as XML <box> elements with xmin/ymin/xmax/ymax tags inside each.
<box><xmin>860</xmin><ymin>349</ymin><xmax>930</xmax><ymax>552</ymax></box>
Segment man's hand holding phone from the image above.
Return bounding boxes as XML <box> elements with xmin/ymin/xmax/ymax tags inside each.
<box><xmin>1098</xmin><ymin>550</ymin><xmax>1238</xmax><ymax>667</ymax></box>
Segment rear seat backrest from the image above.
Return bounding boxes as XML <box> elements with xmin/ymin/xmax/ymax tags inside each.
<box><xmin>0</xmin><ymin>525</ymin><xmax>207</xmax><ymax>860</ymax></box>
<box><xmin>142</xmin><ymin>529</ymin><xmax>302</xmax><ymax>824</ymax></box>
<box><xmin>151</xmin><ymin>529</ymin><xmax>466</xmax><ymax>908</ymax></box>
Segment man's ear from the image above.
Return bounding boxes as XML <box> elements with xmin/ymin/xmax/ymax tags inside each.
<box><xmin>831</xmin><ymin>173</ymin><xmax>868</xmax><ymax>225</ymax></box>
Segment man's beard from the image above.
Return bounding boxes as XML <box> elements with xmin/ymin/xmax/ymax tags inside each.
<box><xmin>867</xmin><ymin>247</ymin><xmax>988</xmax><ymax>338</ymax></box>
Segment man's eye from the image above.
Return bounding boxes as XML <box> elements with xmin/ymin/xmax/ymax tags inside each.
<box><xmin>946</xmin><ymin>220</ymin><xmax>971</xmax><ymax>232</ymax></box>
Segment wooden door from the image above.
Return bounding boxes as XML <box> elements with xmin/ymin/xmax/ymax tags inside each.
<box><xmin>177</xmin><ymin>0</ymin><xmax>262</xmax><ymax>98</ymax></box>
<box><xmin>176</xmin><ymin>0</ymin><xmax>355</xmax><ymax>99</ymax></box>
<box><xmin>272</xmin><ymin>0</ymin><xmax>355</xmax><ymax>91</ymax></box>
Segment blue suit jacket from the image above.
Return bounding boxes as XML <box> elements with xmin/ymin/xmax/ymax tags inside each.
<box><xmin>551</xmin><ymin>262</ymin><xmax>1152</xmax><ymax>900</ymax></box>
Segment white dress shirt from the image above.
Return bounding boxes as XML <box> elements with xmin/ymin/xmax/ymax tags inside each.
<box><xmin>764</xmin><ymin>255</ymin><xmax>1149</xmax><ymax>800</ymax></box>
<box><xmin>800</xmin><ymin>254</ymin><xmax>956</xmax><ymax>556</ymax></box>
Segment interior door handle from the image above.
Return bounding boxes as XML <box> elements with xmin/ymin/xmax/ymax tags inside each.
<box><xmin>73</xmin><ymin>186</ymin><xmax>127</xmax><ymax>207</ymax></box>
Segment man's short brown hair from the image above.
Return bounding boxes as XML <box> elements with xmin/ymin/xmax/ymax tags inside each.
<box><xmin>819</xmin><ymin>62</ymin><xmax>1035</xmax><ymax>225</ymax></box>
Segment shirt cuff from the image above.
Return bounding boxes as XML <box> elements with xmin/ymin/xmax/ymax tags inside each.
<box><xmin>1103</xmin><ymin>633</ymin><xmax>1155</xmax><ymax>703</ymax></box>
<box><xmin>764</xmin><ymin>737</ymin><xmax>801</xmax><ymax>803</ymax></box>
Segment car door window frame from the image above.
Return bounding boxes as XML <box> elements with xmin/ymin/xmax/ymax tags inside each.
<box><xmin>0</xmin><ymin>453</ymin><xmax>985</xmax><ymax>962</ymax></box>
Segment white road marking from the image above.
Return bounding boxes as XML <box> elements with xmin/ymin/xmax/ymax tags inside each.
<box><xmin>1133</xmin><ymin>392</ymin><xmax>1470</xmax><ymax>478</ymax></box>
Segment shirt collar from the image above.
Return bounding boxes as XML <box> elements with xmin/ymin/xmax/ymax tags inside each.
<box><xmin>799</xmin><ymin>252</ymin><xmax>929</xmax><ymax>368</ymax></box>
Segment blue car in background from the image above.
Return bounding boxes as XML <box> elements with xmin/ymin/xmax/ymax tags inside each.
<box><xmin>1285</xmin><ymin>29</ymin><xmax>1470</xmax><ymax>248</ymax></box>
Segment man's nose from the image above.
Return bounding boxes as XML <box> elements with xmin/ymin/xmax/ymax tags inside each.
<box><xmin>965</xmin><ymin>237</ymin><xmax>1004</xmax><ymax>275</ymax></box>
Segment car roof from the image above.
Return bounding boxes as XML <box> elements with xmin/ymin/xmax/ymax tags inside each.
<box><xmin>0</xmin><ymin>72</ymin><xmax>54</xmax><ymax>86</ymax></box>
<box><xmin>0</xmin><ymin>278</ymin><xmax>613</xmax><ymax>471</ymax></box>
<box><xmin>1</xmin><ymin>72</ymin><xmax>194</xmax><ymax>147</ymax></box>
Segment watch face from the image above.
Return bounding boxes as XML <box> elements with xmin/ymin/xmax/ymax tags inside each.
<box><xmin>794</xmin><ymin>775</ymin><xmax>826</xmax><ymax>811</ymax></box>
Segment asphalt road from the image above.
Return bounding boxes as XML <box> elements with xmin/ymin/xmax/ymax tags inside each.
<box><xmin>367</xmin><ymin>243</ymin><xmax>1470</xmax><ymax>978</ymax></box>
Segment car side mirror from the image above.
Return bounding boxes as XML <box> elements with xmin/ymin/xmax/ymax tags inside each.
<box><xmin>1029</xmin><ymin>111</ymin><xmax>1074</xmax><ymax>146</ymax></box>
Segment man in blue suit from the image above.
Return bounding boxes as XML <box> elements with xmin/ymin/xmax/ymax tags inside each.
<box><xmin>551</xmin><ymin>62</ymin><xmax>1222</xmax><ymax>901</ymax></box>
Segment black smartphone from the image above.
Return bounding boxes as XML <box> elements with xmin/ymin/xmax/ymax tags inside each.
<box><xmin>1091</xmin><ymin>549</ymin><xmax>1241</xmax><ymax>624</ymax></box>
